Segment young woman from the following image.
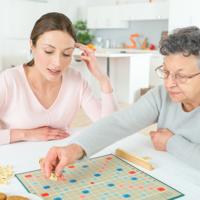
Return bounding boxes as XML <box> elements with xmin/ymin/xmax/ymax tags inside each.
<box><xmin>0</xmin><ymin>12</ymin><xmax>117</xmax><ymax>145</ymax></box>
<box><xmin>42</xmin><ymin>26</ymin><xmax>200</xmax><ymax>177</ymax></box>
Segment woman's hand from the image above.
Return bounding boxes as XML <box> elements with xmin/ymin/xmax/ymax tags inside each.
<box><xmin>75</xmin><ymin>43</ymin><xmax>105</xmax><ymax>81</ymax></box>
<box><xmin>150</xmin><ymin>128</ymin><xmax>174</xmax><ymax>151</ymax></box>
<box><xmin>40</xmin><ymin>144</ymin><xmax>85</xmax><ymax>178</ymax></box>
<box><xmin>10</xmin><ymin>126</ymin><xmax>69</xmax><ymax>142</ymax></box>
<box><xmin>75</xmin><ymin>43</ymin><xmax>113</xmax><ymax>93</ymax></box>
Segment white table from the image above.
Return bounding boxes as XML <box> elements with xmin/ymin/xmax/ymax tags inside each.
<box><xmin>0</xmin><ymin>132</ymin><xmax>200</xmax><ymax>199</ymax></box>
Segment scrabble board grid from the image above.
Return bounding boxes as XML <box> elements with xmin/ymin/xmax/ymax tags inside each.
<box><xmin>15</xmin><ymin>154</ymin><xmax>184</xmax><ymax>200</ymax></box>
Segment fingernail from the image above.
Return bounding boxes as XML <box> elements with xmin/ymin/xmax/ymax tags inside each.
<box><xmin>56</xmin><ymin>173</ymin><xmax>60</xmax><ymax>177</ymax></box>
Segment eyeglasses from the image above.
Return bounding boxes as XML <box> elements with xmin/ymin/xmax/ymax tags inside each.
<box><xmin>155</xmin><ymin>65</ymin><xmax>200</xmax><ymax>84</ymax></box>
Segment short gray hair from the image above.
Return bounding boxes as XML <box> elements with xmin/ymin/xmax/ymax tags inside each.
<box><xmin>160</xmin><ymin>26</ymin><xmax>200</xmax><ymax>69</ymax></box>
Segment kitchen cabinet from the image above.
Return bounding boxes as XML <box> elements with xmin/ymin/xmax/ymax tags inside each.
<box><xmin>168</xmin><ymin>0</ymin><xmax>200</xmax><ymax>32</ymax></box>
<box><xmin>120</xmin><ymin>1</ymin><xmax>169</xmax><ymax>21</ymax></box>
<box><xmin>87</xmin><ymin>6</ymin><xmax>128</xmax><ymax>29</ymax></box>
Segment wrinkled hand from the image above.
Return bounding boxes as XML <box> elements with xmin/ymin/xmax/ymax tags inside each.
<box><xmin>150</xmin><ymin>128</ymin><xmax>174</xmax><ymax>151</ymax></box>
<box><xmin>40</xmin><ymin>144</ymin><xmax>85</xmax><ymax>178</ymax></box>
<box><xmin>75</xmin><ymin>43</ymin><xmax>107</xmax><ymax>81</ymax></box>
<box><xmin>24</xmin><ymin>126</ymin><xmax>69</xmax><ymax>141</ymax></box>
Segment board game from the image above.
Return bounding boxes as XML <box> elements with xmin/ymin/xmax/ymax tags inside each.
<box><xmin>15</xmin><ymin>155</ymin><xmax>184</xmax><ymax>200</ymax></box>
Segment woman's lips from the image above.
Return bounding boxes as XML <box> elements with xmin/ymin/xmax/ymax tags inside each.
<box><xmin>168</xmin><ymin>91</ymin><xmax>182</xmax><ymax>96</ymax></box>
<box><xmin>47</xmin><ymin>68</ymin><xmax>61</xmax><ymax>75</ymax></box>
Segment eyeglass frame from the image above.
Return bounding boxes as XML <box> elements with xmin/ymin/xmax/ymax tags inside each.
<box><xmin>155</xmin><ymin>65</ymin><xmax>200</xmax><ymax>83</ymax></box>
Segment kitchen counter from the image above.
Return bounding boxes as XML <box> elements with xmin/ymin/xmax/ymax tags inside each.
<box><xmin>97</xmin><ymin>48</ymin><xmax>159</xmax><ymax>55</ymax></box>
<box><xmin>73</xmin><ymin>48</ymin><xmax>159</xmax><ymax>58</ymax></box>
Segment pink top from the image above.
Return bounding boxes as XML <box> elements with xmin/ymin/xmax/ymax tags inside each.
<box><xmin>0</xmin><ymin>65</ymin><xmax>117</xmax><ymax>145</ymax></box>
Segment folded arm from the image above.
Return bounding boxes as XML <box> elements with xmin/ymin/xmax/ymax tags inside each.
<box><xmin>167</xmin><ymin>135</ymin><xmax>200</xmax><ymax>170</ymax></box>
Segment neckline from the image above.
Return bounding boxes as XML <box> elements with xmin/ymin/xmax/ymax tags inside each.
<box><xmin>178</xmin><ymin>102</ymin><xmax>200</xmax><ymax>114</ymax></box>
<box><xmin>20</xmin><ymin>65</ymin><xmax>64</xmax><ymax>111</ymax></box>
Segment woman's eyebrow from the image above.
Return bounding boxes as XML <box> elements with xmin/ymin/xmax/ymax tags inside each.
<box><xmin>43</xmin><ymin>44</ymin><xmax>74</xmax><ymax>50</ymax></box>
<box><xmin>43</xmin><ymin>44</ymin><xmax>55</xmax><ymax>48</ymax></box>
<box><xmin>64</xmin><ymin>47</ymin><xmax>74</xmax><ymax>51</ymax></box>
<box><xmin>163</xmin><ymin>63</ymin><xmax>184</xmax><ymax>72</ymax></box>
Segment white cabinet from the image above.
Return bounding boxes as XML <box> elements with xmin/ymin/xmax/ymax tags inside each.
<box><xmin>169</xmin><ymin>0</ymin><xmax>200</xmax><ymax>32</ymax></box>
<box><xmin>120</xmin><ymin>1</ymin><xmax>169</xmax><ymax>21</ymax></box>
<box><xmin>87</xmin><ymin>6</ymin><xmax>128</xmax><ymax>29</ymax></box>
<box><xmin>87</xmin><ymin>2</ymin><xmax>169</xmax><ymax>29</ymax></box>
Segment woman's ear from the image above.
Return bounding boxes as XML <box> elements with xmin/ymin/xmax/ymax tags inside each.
<box><xmin>28</xmin><ymin>40</ymin><xmax>35</xmax><ymax>61</ymax></box>
<box><xmin>30</xmin><ymin>40</ymin><xmax>34</xmax><ymax>51</ymax></box>
<box><xmin>30</xmin><ymin>39</ymin><xmax>33</xmax><ymax>47</ymax></box>
<box><xmin>30</xmin><ymin>40</ymin><xmax>35</xmax><ymax>56</ymax></box>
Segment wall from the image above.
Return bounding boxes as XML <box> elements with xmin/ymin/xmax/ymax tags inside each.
<box><xmin>168</xmin><ymin>0</ymin><xmax>200</xmax><ymax>32</ymax></box>
<box><xmin>59</xmin><ymin>0</ymin><xmax>86</xmax><ymax>22</ymax></box>
<box><xmin>86</xmin><ymin>0</ymin><xmax>166</xmax><ymax>6</ymax></box>
<box><xmin>91</xmin><ymin>20</ymin><xmax>168</xmax><ymax>49</ymax></box>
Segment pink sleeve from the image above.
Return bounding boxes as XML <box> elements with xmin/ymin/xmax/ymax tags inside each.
<box><xmin>0</xmin><ymin>71</ymin><xmax>11</xmax><ymax>145</ymax></box>
<box><xmin>80</xmin><ymin>80</ymin><xmax>118</xmax><ymax>122</ymax></box>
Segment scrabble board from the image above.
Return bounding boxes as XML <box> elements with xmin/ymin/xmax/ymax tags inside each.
<box><xmin>15</xmin><ymin>154</ymin><xmax>184</xmax><ymax>200</ymax></box>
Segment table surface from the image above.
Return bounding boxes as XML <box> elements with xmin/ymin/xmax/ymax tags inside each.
<box><xmin>0</xmin><ymin>132</ymin><xmax>200</xmax><ymax>199</ymax></box>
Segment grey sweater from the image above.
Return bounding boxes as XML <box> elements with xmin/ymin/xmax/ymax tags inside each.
<box><xmin>74</xmin><ymin>85</ymin><xmax>200</xmax><ymax>170</ymax></box>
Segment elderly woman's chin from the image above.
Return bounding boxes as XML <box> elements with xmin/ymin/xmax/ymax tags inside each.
<box><xmin>168</xmin><ymin>92</ymin><xmax>185</xmax><ymax>102</ymax></box>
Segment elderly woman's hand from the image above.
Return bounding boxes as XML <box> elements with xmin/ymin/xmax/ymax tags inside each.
<box><xmin>149</xmin><ymin>128</ymin><xmax>174</xmax><ymax>151</ymax></box>
<box><xmin>40</xmin><ymin>144</ymin><xmax>85</xmax><ymax>178</ymax></box>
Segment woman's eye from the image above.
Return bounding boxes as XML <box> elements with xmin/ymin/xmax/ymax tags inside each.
<box><xmin>63</xmin><ymin>54</ymin><xmax>71</xmax><ymax>57</ymax></box>
<box><xmin>162</xmin><ymin>70</ymin><xmax>169</xmax><ymax>75</ymax></box>
<box><xmin>177</xmin><ymin>74</ymin><xmax>186</xmax><ymax>79</ymax></box>
<box><xmin>45</xmin><ymin>51</ymin><xmax>53</xmax><ymax>54</ymax></box>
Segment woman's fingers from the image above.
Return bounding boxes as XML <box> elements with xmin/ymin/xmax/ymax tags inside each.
<box><xmin>43</xmin><ymin>147</ymin><xmax>59</xmax><ymax>178</ymax></box>
<box><xmin>41</xmin><ymin>145</ymin><xmax>85</xmax><ymax>180</ymax></box>
<box><xmin>47</xmin><ymin>134</ymin><xmax>68</xmax><ymax>141</ymax></box>
<box><xmin>43</xmin><ymin>158</ymin><xmax>54</xmax><ymax>178</ymax></box>
<box><xmin>48</xmin><ymin>129</ymin><xmax>69</xmax><ymax>136</ymax></box>
<box><xmin>55</xmin><ymin>158</ymin><xmax>68</xmax><ymax>177</ymax></box>
<box><xmin>75</xmin><ymin>43</ymin><xmax>94</xmax><ymax>55</ymax></box>
<box><xmin>80</xmin><ymin>55</ymin><xmax>91</xmax><ymax>62</ymax></box>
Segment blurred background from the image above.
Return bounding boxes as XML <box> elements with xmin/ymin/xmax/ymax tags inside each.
<box><xmin>0</xmin><ymin>0</ymin><xmax>199</xmax><ymax>104</ymax></box>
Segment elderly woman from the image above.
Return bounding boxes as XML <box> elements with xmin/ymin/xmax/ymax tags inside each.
<box><xmin>42</xmin><ymin>26</ymin><xmax>200</xmax><ymax>178</ymax></box>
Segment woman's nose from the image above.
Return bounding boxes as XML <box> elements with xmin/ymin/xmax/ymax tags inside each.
<box><xmin>165</xmin><ymin>73</ymin><xmax>177</xmax><ymax>87</ymax></box>
<box><xmin>52</xmin><ymin>54</ymin><xmax>62</xmax><ymax>66</ymax></box>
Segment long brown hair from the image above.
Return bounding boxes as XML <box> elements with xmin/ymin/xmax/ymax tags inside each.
<box><xmin>26</xmin><ymin>12</ymin><xmax>77</xmax><ymax>66</ymax></box>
